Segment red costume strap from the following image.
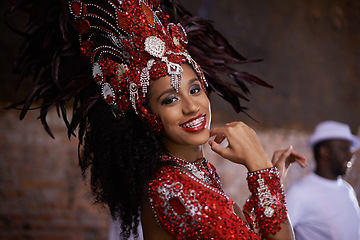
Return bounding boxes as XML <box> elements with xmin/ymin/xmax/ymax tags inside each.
<box><xmin>149</xmin><ymin>165</ymin><xmax>261</xmax><ymax>239</ymax></box>
<box><xmin>244</xmin><ymin>167</ymin><xmax>288</xmax><ymax>236</ymax></box>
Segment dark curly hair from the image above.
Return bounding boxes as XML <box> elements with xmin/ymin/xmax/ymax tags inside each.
<box><xmin>79</xmin><ymin>99</ymin><xmax>167</xmax><ymax>238</ymax></box>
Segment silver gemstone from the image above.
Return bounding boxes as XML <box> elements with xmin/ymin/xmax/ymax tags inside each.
<box><xmin>144</xmin><ymin>36</ymin><xmax>165</xmax><ymax>58</ymax></box>
<box><xmin>101</xmin><ymin>82</ymin><xmax>115</xmax><ymax>103</ymax></box>
<box><xmin>92</xmin><ymin>62</ymin><xmax>103</xmax><ymax>78</ymax></box>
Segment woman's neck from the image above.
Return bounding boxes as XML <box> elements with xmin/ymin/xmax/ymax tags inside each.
<box><xmin>163</xmin><ymin>141</ymin><xmax>204</xmax><ymax>162</ymax></box>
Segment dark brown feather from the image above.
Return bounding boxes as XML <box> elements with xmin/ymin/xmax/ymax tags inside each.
<box><xmin>7</xmin><ymin>0</ymin><xmax>272</xmax><ymax>138</ymax></box>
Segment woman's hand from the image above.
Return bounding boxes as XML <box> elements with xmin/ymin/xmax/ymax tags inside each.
<box><xmin>208</xmin><ymin>122</ymin><xmax>272</xmax><ymax>171</ymax></box>
<box><xmin>271</xmin><ymin>146</ymin><xmax>307</xmax><ymax>181</ymax></box>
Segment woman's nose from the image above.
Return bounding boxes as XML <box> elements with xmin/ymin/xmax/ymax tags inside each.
<box><xmin>182</xmin><ymin>97</ymin><xmax>199</xmax><ymax>115</ymax></box>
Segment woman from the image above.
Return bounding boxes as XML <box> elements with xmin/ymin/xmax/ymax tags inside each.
<box><xmin>141</xmin><ymin>63</ymin><xmax>305</xmax><ymax>239</ymax></box>
<box><xmin>8</xmin><ymin>0</ymin><xmax>306</xmax><ymax>239</ymax></box>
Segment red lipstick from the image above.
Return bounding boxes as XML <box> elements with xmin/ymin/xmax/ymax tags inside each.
<box><xmin>179</xmin><ymin>114</ymin><xmax>207</xmax><ymax>133</ymax></box>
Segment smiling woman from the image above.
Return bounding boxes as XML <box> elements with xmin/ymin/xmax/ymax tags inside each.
<box><xmin>148</xmin><ymin>64</ymin><xmax>211</xmax><ymax>157</ymax></box>
<box><xmin>7</xmin><ymin>0</ymin><xmax>306</xmax><ymax>239</ymax></box>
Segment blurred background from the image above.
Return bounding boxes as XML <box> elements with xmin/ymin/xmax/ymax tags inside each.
<box><xmin>1</xmin><ymin>0</ymin><xmax>359</xmax><ymax>239</ymax></box>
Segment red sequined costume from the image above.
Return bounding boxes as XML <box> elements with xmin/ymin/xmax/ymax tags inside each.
<box><xmin>148</xmin><ymin>156</ymin><xmax>288</xmax><ymax>239</ymax></box>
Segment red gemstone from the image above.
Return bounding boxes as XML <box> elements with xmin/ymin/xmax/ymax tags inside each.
<box><xmin>75</xmin><ymin>19</ymin><xmax>90</xmax><ymax>34</ymax></box>
<box><xmin>105</xmin><ymin>95</ymin><xmax>113</xmax><ymax>103</ymax></box>
<box><xmin>169</xmin><ymin>197</ymin><xmax>186</xmax><ymax>215</ymax></box>
<box><xmin>71</xmin><ymin>1</ymin><xmax>82</xmax><ymax>16</ymax></box>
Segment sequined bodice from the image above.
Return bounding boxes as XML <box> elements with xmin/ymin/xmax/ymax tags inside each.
<box><xmin>148</xmin><ymin>159</ymin><xmax>261</xmax><ymax>240</ymax></box>
<box><xmin>161</xmin><ymin>156</ymin><xmax>223</xmax><ymax>191</ymax></box>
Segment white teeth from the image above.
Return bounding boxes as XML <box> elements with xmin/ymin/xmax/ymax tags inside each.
<box><xmin>180</xmin><ymin>116</ymin><xmax>205</xmax><ymax>128</ymax></box>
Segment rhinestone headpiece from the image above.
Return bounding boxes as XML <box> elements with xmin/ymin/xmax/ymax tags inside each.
<box><xmin>68</xmin><ymin>0</ymin><xmax>207</xmax><ymax>130</ymax></box>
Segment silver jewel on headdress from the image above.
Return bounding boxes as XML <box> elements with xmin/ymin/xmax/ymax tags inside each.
<box><xmin>122</xmin><ymin>51</ymin><xmax>130</xmax><ymax>60</ymax></box>
<box><xmin>102</xmin><ymin>82</ymin><xmax>115</xmax><ymax>104</ymax></box>
<box><xmin>166</xmin><ymin>61</ymin><xmax>183</xmax><ymax>92</ymax></box>
<box><xmin>176</xmin><ymin>23</ymin><xmax>188</xmax><ymax>44</ymax></box>
<box><xmin>153</xmin><ymin>11</ymin><xmax>163</xmax><ymax>26</ymax></box>
<box><xmin>111</xmin><ymin>103</ymin><xmax>125</xmax><ymax>118</ymax></box>
<box><xmin>108</xmin><ymin>33</ymin><xmax>123</xmax><ymax>48</ymax></box>
<box><xmin>144</xmin><ymin>36</ymin><xmax>166</xmax><ymax>58</ymax></box>
<box><xmin>117</xmin><ymin>63</ymin><xmax>129</xmax><ymax>77</ymax></box>
<box><xmin>92</xmin><ymin>62</ymin><xmax>103</xmax><ymax>85</ymax></box>
<box><xmin>169</xmin><ymin>51</ymin><xmax>209</xmax><ymax>88</ymax></box>
<box><xmin>140</xmin><ymin>67</ymin><xmax>150</xmax><ymax>97</ymax></box>
<box><xmin>140</xmin><ymin>58</ymin><xmax>155</xmax><ymax>96</ymax></box>
<box><xmin>147</xmin><ymin>58</ymin><xmax>155</xmax><ymax>69</ymax></box>
<box><xmin>129</xmin><ymin>82</ymin><xmax>139</xmax><ymax>113</ymax></box>
<box><xmin>166</xmin><ymin>23</ymin><xmax>188</xmax><ymax>46</ymax></box>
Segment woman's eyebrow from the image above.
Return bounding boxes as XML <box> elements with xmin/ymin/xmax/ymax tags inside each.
<box><xmin>188</xmin><ymin>78</ymin><xmax>199</xmax><ymax>85</ymax></box>
<box><xmin>156</xmin><ymin>78</ymin><xmax>199</xmax><ymax>101</ymax></box>
<box><xmin>157</xmin><ymin>88</ymin><xmax>176</xmax><ymax>102</ymax></box>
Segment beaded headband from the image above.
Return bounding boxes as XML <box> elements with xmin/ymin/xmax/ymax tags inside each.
<box><xmin>68</xmin><ymin>0</ymin><xmax>208</xmax><ymax>130</ymax></box>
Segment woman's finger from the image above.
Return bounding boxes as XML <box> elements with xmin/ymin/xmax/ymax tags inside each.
<box><xmin>292</xmin><ymin>154</ymin><xmax>307</xmax><ymax>168</ymax></box>
<box><xmin>209</xmin><ymin>126</ymin><xmax>227</xmax><ymax>137</ymax></box>
<box><xmin>272</xmin><ymin>146</ymin><xmax>293</xmax><ymax>165</ymax></box>
<box><xmin>286</xmin><ymin>150</ymin><xmax>307</xmax><ymax>168</ymax></box>
<box><xmin>208</xmin><ymin>140</ymin><xmax>229</xmax><ymax>158</ymax></box>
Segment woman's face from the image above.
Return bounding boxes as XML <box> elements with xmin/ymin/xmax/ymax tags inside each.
<box><xmin>148</xmin><ymin>64</ymin><xmax>211</xmax><ymax>148</ymax></box>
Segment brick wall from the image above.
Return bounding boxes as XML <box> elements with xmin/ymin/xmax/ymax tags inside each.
<box><xmin>0</xmin><ymin>106</ymin><xmax>109</xmax><ymax>240</ymax></box>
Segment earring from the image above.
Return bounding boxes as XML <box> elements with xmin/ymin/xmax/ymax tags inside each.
<box><xmin>139</xmin><ymin>106</ymin><xmax>163</xmax><ymax>132</ymax></box>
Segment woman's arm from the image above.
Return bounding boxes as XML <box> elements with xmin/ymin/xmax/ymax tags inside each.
<box><xmin>209</xmin><ymin>122</ymin><xmax>306</xmax><ymax>240</ymax></box>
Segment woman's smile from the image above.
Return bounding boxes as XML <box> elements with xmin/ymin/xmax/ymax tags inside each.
<box><xmin>179</xmin><ymin>113</ymin><xmax>207</xmax><ymax>132</ymax></box>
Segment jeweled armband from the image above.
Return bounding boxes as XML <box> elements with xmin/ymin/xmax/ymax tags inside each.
<box><xmin>243</xmin><ymin>167</ymin><xmax>288</xmax><ymax>235</ymax></box>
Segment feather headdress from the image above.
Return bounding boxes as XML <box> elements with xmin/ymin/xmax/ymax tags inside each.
<box><xmin>7</xmin><ymin>0</ymin><xmax>271</xmax><ymax>137</ymax></box>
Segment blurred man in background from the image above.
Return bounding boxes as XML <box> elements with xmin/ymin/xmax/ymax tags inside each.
<box><xmin>286</xmin><ymin>120</ymin><xmax>360</xmax><ymax>239</ymax></box>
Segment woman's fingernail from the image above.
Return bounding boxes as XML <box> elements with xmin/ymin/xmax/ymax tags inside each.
<box><xmin>287</xmin><ymin>145</ymin><xmax>293</xmax><ymax>153</ymax></box>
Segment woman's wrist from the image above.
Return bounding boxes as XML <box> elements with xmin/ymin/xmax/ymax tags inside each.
<box><xmin>245</xmin><ymin>154</ymin><xmax>273</xmax><ymax>172</ymax></box>
<box><xmin>244</xmin><ymin>167</ymin><xmax>288</xmax><ymax>235</ymax></box>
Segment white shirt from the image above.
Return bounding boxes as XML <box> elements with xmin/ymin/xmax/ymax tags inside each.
<box><xmin>286</xmin><ymin>172</ymin><xmax>360</xmax><ymax>240</ymax></box>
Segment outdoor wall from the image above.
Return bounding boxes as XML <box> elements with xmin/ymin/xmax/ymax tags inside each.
<box><xmin>0</xmin><ymin>107</ymin><xmax>109</xmax><ymax>240</ymax></box>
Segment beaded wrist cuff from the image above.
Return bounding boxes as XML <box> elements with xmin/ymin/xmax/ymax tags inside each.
<box><xmin>244</xmin><ymin>167</ymin><xmax>288</xmax><ymax>235</ymax></box>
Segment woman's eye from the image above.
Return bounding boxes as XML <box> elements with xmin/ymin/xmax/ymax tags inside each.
<box><xmin>161</xmin><ymin>96</ymin><xmax>178</xmax><ymax>105</ymax></box>
<box><xmin>190</xmin><ymin>84</ymin><xmax>201</xmax><ymax>94</ymax></box>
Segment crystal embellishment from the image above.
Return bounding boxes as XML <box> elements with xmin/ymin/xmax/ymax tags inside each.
<box><xmin>167</xmin><ymin>61</ymin><xmax>182</xmax><ymax>92</ymax></box>
<box><xmin>102</xmin><ymin>82</ymin><xmax>115</xmax><ymax>104</ymax></box>
<box><xmin>140</xmin><ymin>67</ymin><xmax>150</xmax><ymax>97</ymax></box>
<box><xmin>256</xmin><ymin>175</ymin><xmax>274</xmax><ymax>217</ymax></box>
<box><xmin>144</xmin><ymin>36</ymin><xmax>166</xmax><ymax>58</ymax></box>
<box><xmin>92</xmin><ymin>62</ymin><xmax>103</xmax><ymax>84</ymax></box>
<box><xmin>129</xmin><ymin>82</ymin><xmax>139</xmax><ymax>113</ymax></box>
